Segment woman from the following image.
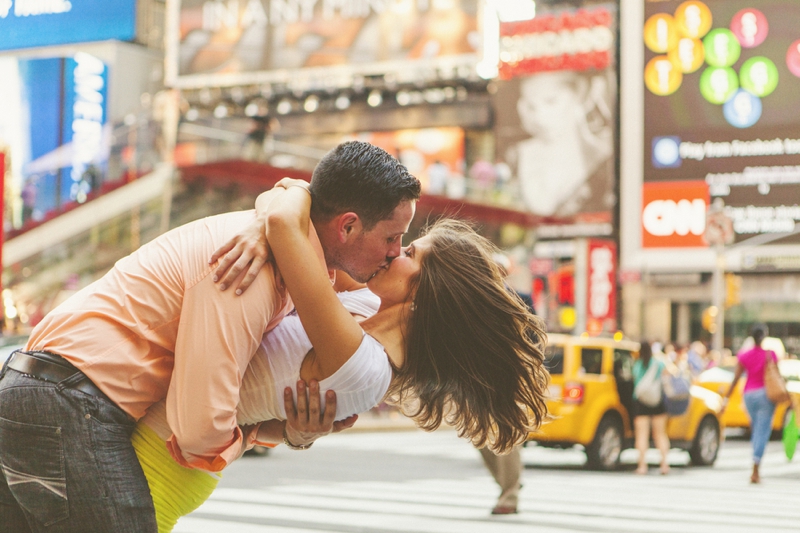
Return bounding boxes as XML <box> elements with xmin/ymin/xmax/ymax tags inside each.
<box><xmin>632</xmin><ymin>342</ymin><xmax>670</xmax><ymax>475</ymax></box>
<box><xmin>722</xmin><ymin>324</ymin><xmax>777</xmax><ymax>484</ymax></box>
<box><xmin>136</xmin><ymin>183</ymin><xmax>549</xmax><ymax>532</ymax></box>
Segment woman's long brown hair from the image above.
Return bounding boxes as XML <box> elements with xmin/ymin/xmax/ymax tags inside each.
<box><xmin>388</xmin><ymin>219</ymin><xmax>549</xmax><ymax>454</ymax></box>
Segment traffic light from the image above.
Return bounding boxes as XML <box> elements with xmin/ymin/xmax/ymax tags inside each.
<box><xmin>725</xmin><ymin>273</ymin><xmax>742</xmax><ymax>309</ymax></box>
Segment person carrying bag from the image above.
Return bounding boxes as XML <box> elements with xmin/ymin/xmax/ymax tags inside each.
<box><xmin>721</xmin><ymin>324</ymin><xmax>780</xmax><ymax>483</ymax></box>
<box><xmin>632</xmin><ymin>343</ymin><xmax>670</xmax><ymax>475</ymax></box>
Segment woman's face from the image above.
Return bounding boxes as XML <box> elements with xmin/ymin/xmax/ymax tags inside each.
<box><xmin>367</xmin><ymin>235</ymin><xmax>431</xmax><ymax>307</ymax></box>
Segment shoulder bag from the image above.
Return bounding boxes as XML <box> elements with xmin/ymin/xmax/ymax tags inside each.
<box><xmin>763</xmin><ymin>350</ymin><xmax>790</xmax><ymax>404</ymax></box>
<box><xmin>634</xmin><ymin>359</ymin><xmax>662</xmax><ymax>407</ymax></box>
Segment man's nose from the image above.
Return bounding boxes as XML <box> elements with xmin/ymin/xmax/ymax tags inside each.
<box><xmin>387</xmin><ymin>241</ymin><xmax>402</xmax><ymax>258</ymax></box>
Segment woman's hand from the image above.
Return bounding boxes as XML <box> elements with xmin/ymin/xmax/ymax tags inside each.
<box><xmin>283</xmin><ymin>380</ymin><xmax>358</xmax><ymax>448</ymax></box>
<box><xmin>209</xmin><ymin>218</ymin><xmax>271</xmax><ymax>294</ymax></box>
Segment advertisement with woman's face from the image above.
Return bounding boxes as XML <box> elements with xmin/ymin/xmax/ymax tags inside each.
<box><xmin>492</xmin><ymin>5</ymin><xmax>618</xmax><ymax>237</ymax></box>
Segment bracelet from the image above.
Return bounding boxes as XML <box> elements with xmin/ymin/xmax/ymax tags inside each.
<box><xmin>283</xmin><ymin>426</ymin><xmax>314</xmax><ymax>451</ymax></box>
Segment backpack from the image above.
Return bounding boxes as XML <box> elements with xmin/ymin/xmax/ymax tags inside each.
<box><xmin>662</xmin><ymin>369</ymin><xmax>691</xmax><ymax>415</ymax></box>
<box><xmin>634</xmin><ymin>359</ymin><xmax>662</xmax><ymax>407</ymax></box>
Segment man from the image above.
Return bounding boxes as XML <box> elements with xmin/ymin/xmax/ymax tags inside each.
<box><xmin>0</xmin><ymin>141</ymin><xmax>420</xmax><ymax>532</ymax></box>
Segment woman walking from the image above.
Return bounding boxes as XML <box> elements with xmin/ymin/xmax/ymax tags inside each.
<box><xmin>632</xmin><ymin>342</ymin><xmax>670</xmax><ymax>475</ymax></box>
<box><xmin>722</xmin><ymin>324</ymin><xmax>777</xmax><ymax>483</ymax></box>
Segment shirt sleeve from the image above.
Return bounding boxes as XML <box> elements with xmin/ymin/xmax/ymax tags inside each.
<box><xmin>165</xmin><ymin>266</ymin><xmax>284</xmax><ymax>472</ymax></box>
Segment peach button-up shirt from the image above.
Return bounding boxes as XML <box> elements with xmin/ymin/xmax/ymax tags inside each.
<box><xmin>26</xmin><ymin>210</ymin><xmax>324</xmax><ymax>472</ymax></box>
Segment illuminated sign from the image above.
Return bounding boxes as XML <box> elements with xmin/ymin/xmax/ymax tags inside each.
<box><xmin>498</xmin><ymin>7</ymin><xmax>614</xmax><ymax>80</ymax></box>
<box><xmin>168</xmin><ymin>0</ymin><xmax>479</xmax><ymax>87</ymax></box>
<box><xmin>0</xmin><ymin>0</ymin><xmax>137</xmax><ymax>51</ymax></box>
<box><xmin>586</xmin><ymin>239</ymin><xmax>616</xmax><ymax>333</ymax></box>
<box><xmin>642</xmin><ymin>181</ymin><xmax>709</xmax><ymax>248</ymax></box>
<box><xmin>644</xmin><ymin>0</ymin><xmax>800</xmax><ymax>245</ymax></box>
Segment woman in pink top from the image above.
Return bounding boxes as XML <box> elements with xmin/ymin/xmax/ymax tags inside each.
<box><xmin>722</xmin><ymin>324</ymin><xmax>777</xmax><ymax>483</ymax></box>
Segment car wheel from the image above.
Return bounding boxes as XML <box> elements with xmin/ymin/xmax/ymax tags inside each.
<box><xmin>689</xmin><ymin>416</ymin><xmax>720</xmax><ymax>466</ymax></box>
<box><xmin>586</xmin><ymin>415</ymin><xmax>623</xmax><ymax>471</ymax></box>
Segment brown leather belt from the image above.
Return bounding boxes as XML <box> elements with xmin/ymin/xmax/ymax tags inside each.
<box><xmin>7</xmin><ymin>350</ymin><xmax>106</xmax><ymax>398</ymax></box>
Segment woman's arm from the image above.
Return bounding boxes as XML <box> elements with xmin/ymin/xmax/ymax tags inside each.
<box><xmin>721</xmin><ymin>362</ymin><xmax>744</xmax><ymax>414</ymax></box>
<box><xmin>211</xmin><ymin>180</ymin><xmax>310</xmax><ymax>293</ymax></box>
<box><xmin>266</xmin><ymin>187</ymin><xmax>366</xmax><ymax>380</ymax></box>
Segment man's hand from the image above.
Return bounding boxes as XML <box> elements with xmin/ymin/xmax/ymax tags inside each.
<box><xmin>209</xmin><ymin>218</ymin><xmax>270</xmax><ymax>294</ymax></box>
<box><xmin>284</xmin><ymin>380</ymin><xmax>358</xmax><ymax>448</ymax></box>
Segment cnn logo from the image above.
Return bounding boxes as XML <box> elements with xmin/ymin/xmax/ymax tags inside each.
<box><xmin>642</xmin><ymin>181</ymin><xmax>709</xmax><ymax>248</ymax></box>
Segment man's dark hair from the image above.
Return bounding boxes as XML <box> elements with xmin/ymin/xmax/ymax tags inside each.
<box><xmin>309</xmin><ymin>141</ymin><xmax>421</xmax><ymax>229</ymax></box>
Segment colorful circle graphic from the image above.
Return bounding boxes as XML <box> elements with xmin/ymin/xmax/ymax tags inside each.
<box><xmin>740</xmin><ymin>56</ymin><xmax>779</xmax><ymax>97</ymax></box>
<box><xmin>730</xmin><ymin>8</ymin><xmax>768</xmax><ymax>48</ymax></box>
<box><xmin>787</xmin><ymin>40</ymin><xmax>800</xmax><ymax>78</ymax></box>
<box><xmin>699</xmin><ymin>66</ymin><xmax>739</xmax><ymax>104</ymax></box>
<box><xmin>645</xmin><ymin>56</ymin><xmax>683</xmax><ymax>96</ymax></box>
<box><xmin>703</xmin><ymin>28</ymin><xmax>741</xmax><ymax>67</ymax></box>
<box><xmin>644</xmin><ymin>14</ymin><xmax>680</xmax><ymax>53</ymax></box>
<box><xmin>674</xmin><ymin>1</ymin><xmax>713</xmax><ymax>39</ymax></box>
<box><xmin>723</xmin><ymin>89</ymin><xmax>762</xmax><ymax>128</ymax></box>
<box><xmin>668</xmin><ymin>37</ymin><xmax>705</xmax><ymax>73</ymax></box>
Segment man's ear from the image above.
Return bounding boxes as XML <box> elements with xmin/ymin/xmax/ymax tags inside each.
<box><xmin>336</xmin><ymin>212</ymin><xmax>362</xmax><ymax>243</ymax></box>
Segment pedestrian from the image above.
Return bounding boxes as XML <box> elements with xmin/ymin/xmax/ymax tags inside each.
<box><xmin>0</xmin><ymin>141</ymin><xmax>420</xmax><ymax>532</ymax></box>
<box><xmin>136</xmin><ymin>188</ymin><xmax>550</xmax><ymax>531</ymax></box>
<box><xmin>632</xmin><ymin>341</ymin><xmax>670</xmax><ymax>475</ymax></box>
<box><xmin>721</xmin><ymin>323</ymin><xmax>778</xmax><ymax>484</ymax></box>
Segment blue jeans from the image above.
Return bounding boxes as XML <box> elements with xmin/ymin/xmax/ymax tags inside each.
<box><xmin>0</xmin><ymin>360</ymin><xmax>157</xmax><ymax>532</ymax></box>
<box><xmin>743</xmin><ymin>387</ymin><xmax>776</xmax><ymax>465</ymax></box>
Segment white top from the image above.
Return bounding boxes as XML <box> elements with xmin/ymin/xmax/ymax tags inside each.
<box><xmin>237</xmin><ymin>288</ymin><xmax>389</xmax><ymax>424</ymax></box>
<box><xmin>142</xmin><ymin>289</ymin><xmax>389</xmax><ymax>439</ymax></box>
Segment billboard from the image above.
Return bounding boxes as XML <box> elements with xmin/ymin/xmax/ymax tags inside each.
<box><xmin>167</xmin><ymin>0</ymin><xmax>480</xmax><ymax>87</ymax></box>
<box><xmin>0</xmin><ymin>54</ymin><xmax>109</xmax><ymax>222</ymax></box>
<box><xmin>492</xmin><ymin>4</ymin><xmax>617</xmax><ymax>238</ymax></box>
<box><xmin>0</xmin><ymin>0</ymin><xmax>137</xmax><ymax>51</ymax></box>
<box><xmin>644</xmin><ymin>0</ymin><xmax>800</xmax><ymax>246</ymax></box>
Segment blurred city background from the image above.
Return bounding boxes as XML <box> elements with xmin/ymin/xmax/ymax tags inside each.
<box><xmin>1</xmin><ymin>0</ymin><xmax>800</xmax><ymax>530</ymax></box>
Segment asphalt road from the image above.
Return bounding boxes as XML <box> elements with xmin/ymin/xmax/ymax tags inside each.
<box><xmin>175</xmin><ymin>428</ymin><xmax>800</xmax><ymax>533</ymax></box>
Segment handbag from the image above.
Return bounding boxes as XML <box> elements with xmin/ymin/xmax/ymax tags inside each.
<box><xmin>634</xmin><ymin>359</ymin><xmax>662</xmax><ymax>407</ymax></box>
<box><xmin>662</xmin><ymin>369</ymin><xmax>691</xmax><ymax>416</ymax></box>
<box><xmin>763</xmin><ymin>350</ymin><xmax>790</xmax><ymax>404</ymax></box>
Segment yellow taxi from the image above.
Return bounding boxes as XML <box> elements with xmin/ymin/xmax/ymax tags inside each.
<box><xmin>527</xmin><ymin>333</ymin><xmax>725</xmax><ymax>470</ymax></box>
<box><xmin>697</xmin><ymin>358</ymin><xmax>800</xmax><ymax>438</ymax></box>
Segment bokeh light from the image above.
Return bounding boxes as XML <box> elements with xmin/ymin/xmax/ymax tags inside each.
<box><xmin>786</xmin><ymin>40</ymin><xmax>800</xmax><ymax>78</ymax></box>
<box><xmin>674</xmin><ymin>1</ymin><xmax>713</xmax><ymax>39</ymax></box>
<box><xmin>740</xmin><ymin>56</ymin><xmax>779</xmax><ymax>97</ymax></box>
<box><xmin>703</xmin><ymin>28</ymin><xmax>741</xmax><ymax>67</ymax></box>
<box><xmin>645</xmin><ymin>56</ymin><xmax>683</xmax><ymax>95</ymax></box>
<box><xmin>644</xmin><ymin>13</ymin><xmax>680</xmax><ymax>53</ymax></box>
<box><xmin>699</xmin><ymin>66</ymin><xmax>738</xmax><ymax>104</ymax></box>
<box><xmin>668</xmin><ymin>37</ymin><xmax>705</xmax><ymax>73</ymax></box>
<box><xmin>730</xmin><ymin>8</ymin><xmax>768</xmax><ymax>48</ymax></box>
<box><xmin>723</xmin><ymin>89</ymin><xmax>762</xmax><ymax>128</ymax></box>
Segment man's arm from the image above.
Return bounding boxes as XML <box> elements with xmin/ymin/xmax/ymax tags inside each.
<box><xmin>164</xmin><ymin>257</ymin><xmax>282</xmax><ymax>472</ymax></box>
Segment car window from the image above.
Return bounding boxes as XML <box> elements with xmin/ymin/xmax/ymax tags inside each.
<box><xmin>544</xmin><ymin>345</ymin><xmax>564</xmax><ymax>375</ymax></box>
<box><xmin>613</xmin><ymin>349</ymin><xmax>634</xmax><ymax>382</ymax></box>
<box><xmin>580</xmin><ymin>348</ymin><xmax>603</xmax><ymax>375</ymax></box>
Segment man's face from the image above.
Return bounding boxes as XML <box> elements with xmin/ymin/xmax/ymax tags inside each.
<box><xmin>339</xmin><ymin>200</ymin><xmax>416</xmax><ymax>283</ymax></box>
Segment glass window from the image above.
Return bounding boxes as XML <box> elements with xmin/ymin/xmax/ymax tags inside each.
<box><xmin>613</xmin><ymin>349</ymin><xmax>634</xmax><ymax>382</ymax></box>
<box><xmin>580</xmin><ymin>348</ymin><xmax>603</xmax><ymax>375</ymax></box>
<box><xmin>544</xmin><ymin>345</ymin><xmax>564</xmax><ymax>375</ymax></box>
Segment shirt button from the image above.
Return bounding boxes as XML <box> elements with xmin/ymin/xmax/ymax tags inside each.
<box><xmin>85</xmin><ymin>414</ymin><xmax>91</xmax><ymax>419</ymax></box>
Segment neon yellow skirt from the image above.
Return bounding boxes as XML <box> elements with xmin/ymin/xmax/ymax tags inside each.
<box><xmin>132</xmin><ymin>423</ymin><xmax>221</xmax><ymax>533</ymax></box>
